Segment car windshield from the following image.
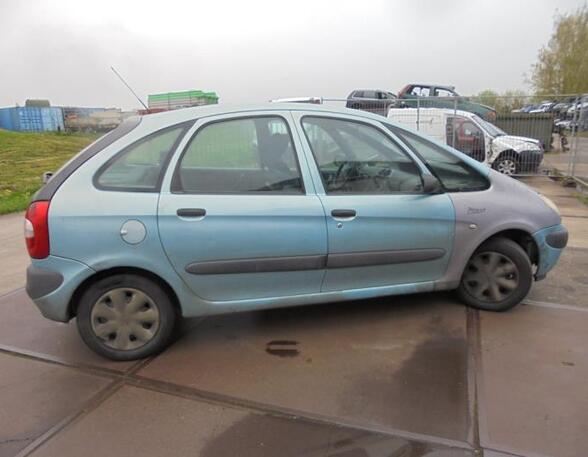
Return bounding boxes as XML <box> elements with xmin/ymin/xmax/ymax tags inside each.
<box><xmin>473</xmin><ymin>115</ymin><xmax>506</xmax><ymax>138</ymax></box>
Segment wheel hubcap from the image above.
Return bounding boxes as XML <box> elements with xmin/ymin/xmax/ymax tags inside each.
<box><xmin>90</xmin><ymin>288</ymin><xmax>160</xmax><ymax>350</ymax></box>
<box><xmin>462</xmin><ymin>251</ymin><xmax>519</xmax><ymax>303</ymax></box>
<box><xmin>497</xmin><ymin>159</ymin><xmax>517</xmax><ymax>175</ymax></box>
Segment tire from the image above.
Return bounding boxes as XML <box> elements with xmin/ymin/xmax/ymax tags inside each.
<box><xmin>457</xmin><ymin>238</ymin><xmax>533</xmax><ymax>312</ymax></box>
<box><xmin>492</xmin><ymin>154</ymin><xmax>519</xmax><ymax>176</ymax></box>
<box><xmin>76</xmin><ymin>274</ymin><xmax>178</xmax><ymax>360</ymax></box>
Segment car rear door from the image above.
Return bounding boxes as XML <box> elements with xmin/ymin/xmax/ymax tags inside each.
<box><xmin>157</xmin><ymin>111</ymin><xmax>327</xmax><ymax>302</ymax></box>
<box><xmin>292</xmin><ymin>111</ymin><xmax>455</xmax><ymax>292</ymax></box>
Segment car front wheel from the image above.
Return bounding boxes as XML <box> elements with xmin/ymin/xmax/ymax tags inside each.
<box><xmin>493</xmin><ymin>154</ymin><xmax>519</xmax><ymax>176</ymax></box>
<box><xmin>457</xmin><ymin>238</ymin><xmax>533</xmax><ymax>311</ymax></box>
<box><xmin>76</xmin><ymin>274</ymin><xmax>178</xmax><ymax>360</ymax></box>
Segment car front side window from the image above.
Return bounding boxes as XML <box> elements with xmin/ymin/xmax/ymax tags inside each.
<box><xmin>301</xmin><ymin>117</ymin><xmax>423</xmax><ymax>194</ymax></box>
<box><xmin>435</xmin><ymin>88</ymin><xmax>455</xmax><ymax>98</ymax></box>
<box><xmin>387</xmin><ymin>124</ymin><xmax>489</xmax><ymax>192</ymax></box>
<box><xmin>173</xmin><ymin>116</ymin><xmax>304</xmax><ymax>194</ymax></box>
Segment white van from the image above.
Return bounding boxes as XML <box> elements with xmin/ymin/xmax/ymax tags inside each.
<box><xmin>388</xmin><ymin>108</ymin><xmax>544</xmax><ymax>175</ymax></box>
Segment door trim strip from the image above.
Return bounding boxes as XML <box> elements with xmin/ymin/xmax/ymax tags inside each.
<box><xmin>327</xmin><ymin>248</ymin><xmax>446</xmax><ymax>269</ymax></box>
<box><xmin>185</xmin><ymin>249</ymin><xmax>445</xmax><ymax>275</ymax></box>
<box><xmin>186</xmin><ymin>255</ymin><xmax>327</xmax><ymax>275</ymax></box>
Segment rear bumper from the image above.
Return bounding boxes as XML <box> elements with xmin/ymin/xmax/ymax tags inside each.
<box><xmin>532</xmin><ymin>224</ymin><xmax>568</xmax><ymax>280</ymax></box>
<box><xmin>26</xmin><ymin>256</ymin><xmax>95</xmax><ymax>322</ymax></box>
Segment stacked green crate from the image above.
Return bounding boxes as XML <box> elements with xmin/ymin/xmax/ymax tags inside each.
<box><xmin>148</xmin><ymin>90</ymin><xmax>219</xmax><ymax>110</ymax></box>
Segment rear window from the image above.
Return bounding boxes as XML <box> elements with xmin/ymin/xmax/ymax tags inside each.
<box><xmin>94</xmin><ymin>123</ymin><xmax>189</xmax><ymax>191</ymax></box>
<box><xmin>385</xmin><ymin>124</ymin><xmax>489</xmax><ymax>192</ymax></box>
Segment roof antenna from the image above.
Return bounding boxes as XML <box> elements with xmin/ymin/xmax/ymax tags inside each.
<box><xmin>110</xmin><ymin>66</ymin><xmax>149</xmax><ymax>110</ymax></box>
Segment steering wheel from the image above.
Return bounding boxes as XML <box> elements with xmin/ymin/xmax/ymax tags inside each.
<box><xmin>332</xmin><ymin>161</ymin><xmax>359</xmax><ymax>191</ymax></box>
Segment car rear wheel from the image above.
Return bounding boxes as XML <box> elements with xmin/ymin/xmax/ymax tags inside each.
<box><xmin>76</xmin><ymin>274</ymin><xmax>177</xmax><ymax>360</ymax></box>
<box><xmin>457</xmin><ymin>238</ymin><xmax>532</xmax><ymax>311</ymax></box>
<box><xmin>493</xmin><ymin>154</ymin><xmax>519</xmax><ymax>176</ymax></box>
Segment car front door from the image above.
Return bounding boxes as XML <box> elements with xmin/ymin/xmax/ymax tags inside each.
<box><xmin>449</xmin><ymin>117</ymin><xmax>486</xmax><ymax>162</ymax></box>
<box><xmin>158</xmin><ymin>112</ymin><xmax>327</xmax><ymax>302</ymax></box>
<box><xmin>433</xmin><ymin>87</ymin><xmax>457</xmax><ymax>110</ymax></box>
<box><xmin>376</xmin><ymin>91</ymin><xmax>388</xmax><ymax>116</ymax></box>
<box><xmin>293</xmin><ymin>112</ymin><xmax>455</xmax><ymax>292</ymax></box>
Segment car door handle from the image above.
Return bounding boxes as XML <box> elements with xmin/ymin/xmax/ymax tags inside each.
<box><xmin>177</xmin><ymin>208</ymin><xmax>206</xmax><ymax>218</ymax></box>
<box><xmin>331</xmin><ymin>209</ymin><xmax>356</xmax><ymax>219</ymax></box>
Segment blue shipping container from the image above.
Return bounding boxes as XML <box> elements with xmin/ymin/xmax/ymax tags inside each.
<box><xmin>0</xmin><ymin>107</ymin><xmax>64</xmax><ymax>132</ymax></box>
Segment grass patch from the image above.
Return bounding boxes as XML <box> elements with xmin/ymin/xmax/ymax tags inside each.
<box><xmin>0</xmin><ymin>129</ymin><xmax>99</xmax><ymax>214</ymax></box>
<box><xmin>575</xmin><ymin>194</ymin><xmax>588</xmax><ymax>206</ymax></box>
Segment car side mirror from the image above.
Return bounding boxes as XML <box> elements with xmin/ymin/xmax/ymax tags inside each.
<box><xmin>422</xmin><ymin>174</ymin><xmax>442</xmax><ymax>194</ymax></box>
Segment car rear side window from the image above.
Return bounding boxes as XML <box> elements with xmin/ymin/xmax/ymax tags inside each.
<box><xmin>172</xmin><ymin>116</ymin><xmax>304</xmax><ymax>194</ymax></box>
<box><xmin>95</xmin><ymin>124</ymin><xmax>188</xmax><ymax>192</ymax></box>
<box><xmin>386</xmin><ymin>125</ymin><xmax>489</xmax><ymax>192</ymax></box>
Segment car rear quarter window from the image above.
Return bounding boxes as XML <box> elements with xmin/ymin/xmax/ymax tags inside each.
<box><xmin>172</xmin><ymin>116</ymin><xmax>304</xmax><ymax>194</ymax></box>
<box><xmin>94</xmin><ymin>123</ymin><xmax>189</xmax><ymax>192</ymax></box>
<box><xmin>33</xmin><ymin>116</ymin><xmax>142</xmax><ymax>201</ymax></box>
<box><xmin>386</xmin><ymin>125</ymin><xmax>489</xmax><ymax>192</ymax></box>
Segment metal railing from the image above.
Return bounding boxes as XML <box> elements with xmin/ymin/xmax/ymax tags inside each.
<box><xmin>316</xmin><ymin>94</ymin><xmax>587</xmax><ymax>179</ymax></box>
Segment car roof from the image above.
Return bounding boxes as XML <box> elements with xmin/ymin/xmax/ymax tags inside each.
<box><xmin>135</xmin><ymin>102</ymin><xmax>389</xmax><ymax>129</ymax></box>
<box><xmin>270</xmin><ymin>97</ymin><xmax>322</xmax><ymax>103</ymax></box>
<box><xmin>408</xmin><ymin>84</ymin><xmax>456</xmax><ymax>90</ymax></box>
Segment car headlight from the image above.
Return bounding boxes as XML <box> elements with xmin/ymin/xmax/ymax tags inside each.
<box><xmin>526</xmin><ymin>142</ymin><xmax>542</xmax><ymax>151</ymax></box>
<box><xmin>539</xmin><ymin>194</ymin><xmax>560</xmax><ymax>215</ymax></box>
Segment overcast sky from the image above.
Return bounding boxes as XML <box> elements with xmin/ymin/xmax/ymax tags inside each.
<box><xmin>0</xmin><ymin>0</ymin><xmax>584</xmax><ymax>110</ymax></box>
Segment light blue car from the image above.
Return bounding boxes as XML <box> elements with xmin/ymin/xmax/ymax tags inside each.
<box><xmin>24</xmin><ymin>104</ymin><xmax>568</xmax><ymax>360</ymax></box>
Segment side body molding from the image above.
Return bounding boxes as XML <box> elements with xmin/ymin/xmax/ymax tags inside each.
<box><xmin>185</xmin><ymin>248</ymin><xmax>446</xmax><ymax>275</ymax></box>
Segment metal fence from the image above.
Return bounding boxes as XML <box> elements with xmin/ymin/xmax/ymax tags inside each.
<box><xmin>317</xmin><ymin>94</ymin><xmax>587</xmax><ymax>180</ymax></box>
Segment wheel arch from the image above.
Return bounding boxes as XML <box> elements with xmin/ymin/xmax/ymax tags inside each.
<box><xmin>68</xmin><ymin>266</ymin><xmax>182</xmax><ymax>320</ymax></box>
<box><xmin>449</xmin><ymin>227</ymin><xmax>538</xmax><ymax>286</ymax></box>
<box><xmin>493</xmin><ymin>148</ymin><xmax>519</xmax><ymax>163</ymax></box>
<box><xmin>475</xmin><ymin>228</ymin><xmax>538</xmax><ymax>265</ymax></box>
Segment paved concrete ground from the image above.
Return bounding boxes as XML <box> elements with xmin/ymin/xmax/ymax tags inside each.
<box><xmin>520</xmin><ymin>175</ymin><xmax>588</xmax><ymax>250</ymax></box>
<box><xmin>0</xmin><ymin>212</ymin><xmax>28</xmax><ymax>295</ymax></box>
<box><xmin>1</xmin><ymin>176</ymin><xmax>587</xmax><ymax>457</ymax></box>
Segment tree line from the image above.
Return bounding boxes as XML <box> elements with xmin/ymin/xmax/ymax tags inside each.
<box><xmin>473</xmin><ymin>5</ymin><xmax>587</xmax><ymax>113</ymax></box>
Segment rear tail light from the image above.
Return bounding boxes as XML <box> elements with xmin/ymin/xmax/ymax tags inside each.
<box><xmin>24</xmin><ymin>201</ymin><xmax>50</xmax><ymax>259</ymax></box>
